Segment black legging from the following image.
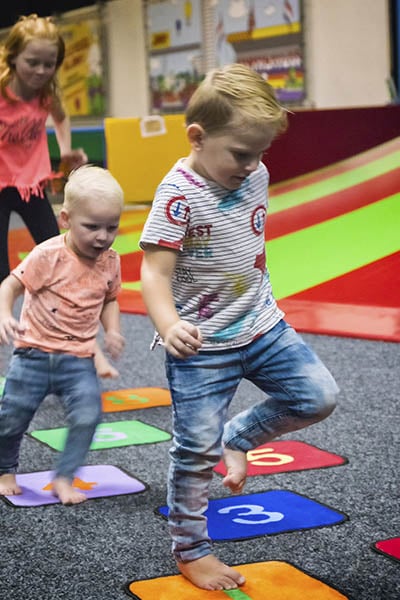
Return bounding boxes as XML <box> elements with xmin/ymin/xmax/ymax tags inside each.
<box><xmin>0</xmin><ymin>187</ymin><xmax>59</xmax><ymax>283</ymax></box>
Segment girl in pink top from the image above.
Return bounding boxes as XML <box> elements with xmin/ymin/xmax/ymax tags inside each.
<box><xmin>0</xmin><ymin>13</ymin><xmax>87</xmax><ymax>283</ymax></box>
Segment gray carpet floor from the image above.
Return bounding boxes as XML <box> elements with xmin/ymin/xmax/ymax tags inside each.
<box><xmin>1</xmin><ymin>212</ymin><xmax>399</xmax><ymax>599</ymax></box>
<box><xmin>0</xmin><ymin>310</ymin><xmax>399</xmax><ymax>600</ymax></box>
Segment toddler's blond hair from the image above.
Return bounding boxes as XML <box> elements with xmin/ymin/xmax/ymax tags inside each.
<box><xmin>186</xmin><ymin>63</ymin><xmax>288</xmax><ymax>136</ymax></box>
<box><xmin>63</xmin><ymin>165</ymin><xmax>124</xmax><ymax>212</ymax></box>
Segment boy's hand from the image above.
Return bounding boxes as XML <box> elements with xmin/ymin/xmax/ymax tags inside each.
<box><xmin>103</xmin><ymin>330</ymin><xmax>125</xmax><ymax>359</ymax></box>
<box><xmin>0</xmin><ymin>316</ymin><xmax>25</xmax><ymax>345</ymax></box>
<box><xmin>164</xmin><ymin>320</ymin><xmax>203</xmax><ymax>359</ymax></box>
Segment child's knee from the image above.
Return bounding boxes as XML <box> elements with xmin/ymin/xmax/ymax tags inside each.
<box><xmin>317</xmin><ymin>392</ymin><xmax>337</xmax><ymax>419</ymax></box>
<box><xmin>308</xmin><ymin>381</ymin><xmax>338</xmax><ymax>421</ymax></box>
<box><xmin>310</xmin><ymin>368</ymin><xmax>338</xmax><ymax>416</ymax></box>
<box><xmin>69</xmin><ymin>406</ymin><xmax>101</xmax><ymax>430</ymax></box>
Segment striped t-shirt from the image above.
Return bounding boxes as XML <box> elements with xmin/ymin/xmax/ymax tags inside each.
<box><xmin>140</xmin><ymin>159</ymin><xmax>284</xmax><ymax>351</ymax></box>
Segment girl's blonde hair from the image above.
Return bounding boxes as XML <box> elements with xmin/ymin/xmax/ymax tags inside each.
<box><xmin>186</xmin><ymin>63</ymin><xmax>288</xmax><ymax>137</ymax></box>
<box><xmin>0</xmin><ymin>14</ymin><xmax>65</xmax><ymax>106</ymax></box>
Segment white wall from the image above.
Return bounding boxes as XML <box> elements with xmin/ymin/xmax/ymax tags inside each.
<box><xmin>304</xmin><ymin>0</ymin><xmax>391</xmax><ymax>108</ymax></box>
<box><xmin>106</xmin><ymin>0</ymin><xmax>150</xmax><ymax>117</ymax></box>
<box><xmin>105</xmin><ymin>0</ymin><xmax>391</xmax><ymax>117</ymax></box>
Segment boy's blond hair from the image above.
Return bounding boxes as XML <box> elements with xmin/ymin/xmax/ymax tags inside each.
<box><xmin>186</xmin><ymin>63</ymin><xmax>288</xmax><ymax>136</ymax></box>
<box><xmin>63</xmin><ymin>165</ymin><xmax>124</xmax><ymax>212</ymax></box>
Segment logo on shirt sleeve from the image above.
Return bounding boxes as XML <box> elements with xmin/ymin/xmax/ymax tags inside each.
<box><xmin>166</xmin><ymin>196</ymin><xmax>190</xmax><ymax>226</ymax></box>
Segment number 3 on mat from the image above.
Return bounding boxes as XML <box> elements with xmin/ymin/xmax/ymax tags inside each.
<box><xmin>218</xmin><ymin>504</ymin><xmax>284</xmax><ymax>525</ymax></box>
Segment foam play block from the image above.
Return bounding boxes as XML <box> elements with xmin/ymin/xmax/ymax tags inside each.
<box><xmin>126</xmin><ymin>560</ymin><xmax>348</xmax><ymax>599</ymax></box>
<box><xmin>105</xmin><ymin>114</ymin><xmax>190</xmax><ymax>203</ymax></box>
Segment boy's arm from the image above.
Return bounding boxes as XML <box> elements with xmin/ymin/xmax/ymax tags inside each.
<box><xmin>0</xmin><ymin>275</ymin><xmax>25</xmax><ymax>344</ymax></box>
<box><xmin>140</xmin><ymin>244</ymin><xmax>202</xmax><ymax>358</ymax></box>
<box><xmin>100</xmin><ymin>299</ymin><xmax>125</xmax><ymax>359</ymax></box>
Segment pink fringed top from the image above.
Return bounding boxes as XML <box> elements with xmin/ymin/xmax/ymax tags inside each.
<box><xmin>0</xmin><ymin>88</ymin><xmax>52</xmax><ymax>201</ymax></box>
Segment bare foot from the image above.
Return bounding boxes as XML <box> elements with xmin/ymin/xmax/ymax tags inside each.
<box><xmin>52</xmin><ymin>477</ymin><xmax>87</xmax><ymax>505</ymax></box>
<box><xmin>94</xmin><ymin>350</ymin><xmax>119</xmax><ymax>379</ymax></box>
<box><xmin>178</xmin><ymin>555</ymin><xmax>245</xmax><ymax>591</ymax></box>
<box><xmin>0</xmin><ymin>473</ymin><xmax>22</xmax><ymax>496</ymax></box>
<box><xmin>222</xmin><ymin>447</ymin><xmax>247</xmax><ymax>494</ymax></box>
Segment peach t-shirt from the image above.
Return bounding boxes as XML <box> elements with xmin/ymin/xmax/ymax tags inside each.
<box><xmin>0</xmin><ymin>88</ymin><xmax>52</xmax><ymax>201</ymax></box>
<box><xmin>12</xmin><ymin>234</ymin><xmax>121</xmax><ymax>357</ymax></box>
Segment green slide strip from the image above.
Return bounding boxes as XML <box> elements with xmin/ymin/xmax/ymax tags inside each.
<box><xmin>113</xmin><ymin>231</ymin><xmax>142</xmax><ymax>255</ymax></box>
<box><xmin>268</xmin><ymin>150</ymin><xmax>400</xmax><ymax>215</ymax></box>
<box><xmin>121</xmin><ymin>281</ymin><xmax>142</xmax><ymax>291</ymax></box>
<box><xmin>268</xmin><ymin>195</ymin><xmax>400</xmax><ymax>299</ymax></box>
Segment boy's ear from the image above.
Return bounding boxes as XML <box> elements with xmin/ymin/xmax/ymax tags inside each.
<box><xmin>58</xmin><ymin>207</ymin><xmax>70</xmax><ymax>229</ymax></box>
<box><xmin>186</xmin><ymin>123</ymin><xmax>205</xmax><ymax>149</ymax></box>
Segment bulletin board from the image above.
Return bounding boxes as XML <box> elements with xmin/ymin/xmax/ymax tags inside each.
<box><xmin>57</xmin><ymin>5</ymin><xmax>107</xmax><ymax>117</ymax></box>
<box><xmin>148</xmin><ymin>0</ymin><xmax>205</xmax><ymax>113</ymax></box>
<box><xmin>147</xmin><ymin>0</ymin><xmax>305</xmax><ymax>110</ymax></box>
<box><xmin>215</xmin><ymin>0</ymin><xmax>305</xmax><ymax>105</ymax></box>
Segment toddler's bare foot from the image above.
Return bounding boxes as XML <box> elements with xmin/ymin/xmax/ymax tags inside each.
<box><xmin>94</xmin><ymin>351</ymin><xmax>119</xmax><ymax>379</ymax></box>
<box><xmin>52</xmin><ymin>477</ymin><xmax>87</xmax><ymax>505</ymax></box>
<box><xmin>222</xmin><ymin>447</ymin><xmax>247</xmax><ymax>494</ymax></box>
<box><xmin>178</xmin><ymin>554</ymin><xmax>245</xmax><ymax>591</ymax></box>
<box><xmin>0</xmin><ymin>473</ymin><xmax>22</xmax><ymax>496</ymax></box>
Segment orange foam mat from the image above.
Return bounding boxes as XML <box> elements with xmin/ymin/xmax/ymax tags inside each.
<box><xmin>126</xmin><ymin>560</ymin><xmax>348</xmax><ymax>599</ymax></box>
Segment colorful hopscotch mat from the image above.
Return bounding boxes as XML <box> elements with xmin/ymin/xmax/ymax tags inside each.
<box><xmin>102</xmin><ymin>387</ymin><xmax>171</xmax><ymax>413</ymax></box>
<box><xmin>157</xmin><ymin>490</ymin><xmax>347</xmax><ymax>542</ymax></box>
<box><xmin>2</xmin><ymin>465</ymin><xmax>147</xmax><ymax>507</ymax></box>
<box><xmin>372</xmin><ymin>537</ymin><xmax>400</xmax><ymax>563</ymax></box>
<box><xmin>29</xmin><ymin>420</ymin><xmax>171</xmax><ymax>451</ymax></box>
<box><xmin>126</xmin><ymin>560</ymin><xmax>349</xmax><ymax>599</ymax></box>
<box><xmin>214</xmin><ymin>440</ymin><xmax>347</xmax><ymax>478</ymax></box>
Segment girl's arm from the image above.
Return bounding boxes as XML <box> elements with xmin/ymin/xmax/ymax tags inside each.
<box><xmin>50</xmin><ymin>98</ymin><xmax>87</xmax><ymax>167</ymax></box>
<box><xmin>140</xmin><ymin>244</ymin><xmax>202</xmax><ymax>358</ymax></box>
<box><xmin>0</xmin><ymin>275</ymin><xmax>25</xmax><ymax>344</ymax></box>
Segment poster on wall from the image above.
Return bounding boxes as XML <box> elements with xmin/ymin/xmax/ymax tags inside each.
<box><xmin>214</xmin><ymin>0</ymin><xmax>304</xmax><ymax>105</ymax></box>
<box><xmin>149</xmin><ymin>0</ymin><xmax>204</xmax><ymax>113</ymax></box>
<box><xmin>58</xmin><ymin>13</ymin><xmax>106</xmax><ymax>117</ymax></box>
<box><xmin>239</xmin><ymin>47</ymin><xmax>304</xmax><ymax>104</ymax></box>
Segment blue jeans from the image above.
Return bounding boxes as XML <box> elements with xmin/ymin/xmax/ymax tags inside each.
<box><xmin>0</xmin><ymin>347</ymin><xmax>102</xmax><ymax>481</ymax></box>
<box><xmin>165</xmin><ymin>319</ymin><xmax>339</xmax><ymax>563</ymax></box>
